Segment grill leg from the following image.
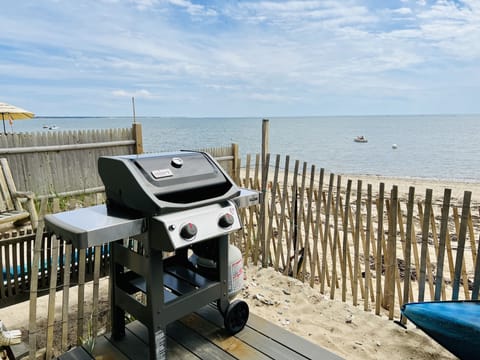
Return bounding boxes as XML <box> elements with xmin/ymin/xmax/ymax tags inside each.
<box><xmin>217</xmin><ymin>235</ymin><xmax>230</xmax><ymax>314</ymax></box>
<box><xmin>110</xmin><ymin>241</ymin><xmax>126</xmax><ymax>340</ymax></box>
<box><xmin>147</xmin><ymin>248</ymin><xmax>167</xmax><ymax>360</ymax></box>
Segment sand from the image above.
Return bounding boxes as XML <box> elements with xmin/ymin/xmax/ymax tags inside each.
<box><xmin>240</xmin><ymin>264</ymin><xmax>456</xmax><ymax>360</ymax></box>
<box><xmin>1</xmin><ymin>174</ymin><xmax>477</xmax><ymax>359</ymax></box>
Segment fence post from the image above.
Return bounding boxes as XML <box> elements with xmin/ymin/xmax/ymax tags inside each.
<box><xmin>132</xmin><ymin>122</ymin><xmax>143</xmax><ymax>154</ymax></box>
<box><xmin>261</xmin><ymin>119</ymin><xmax>269</xmax><ymax>267</ymax></box>
<box><xmin>232</xmin><ymin>143</ymin><xmax>240</xmax><ymax>183</ymax></box>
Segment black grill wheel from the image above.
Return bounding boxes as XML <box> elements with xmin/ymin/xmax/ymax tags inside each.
<box><xmin>223</xmin><ymin>299</ymin><xmax>249</xmax><ymax>335</ymax></box>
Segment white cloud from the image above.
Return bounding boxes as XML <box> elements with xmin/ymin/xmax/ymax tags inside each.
<box><xmin>130</xmin><ymin>0</ymin><xmax>158</xmax><ymax>10</ymax></box>
<box><xmin>167</xmin><ymin>0</ymin><xmax>217</xmax><ymax>16</ymax></box>
<box><xmin>392</xmin><ymin>7</ymin><xmax>413</xmax><ymax>15</ymax></box>
<box><xmin>415</xmin><ymin>0</ymin><xmax>480</xmax><ymax>59</ymax></box>
<box><xmin>112</xmin><ymin>89</ymin><xmax>154</xmax><ymax>98</ymax></box>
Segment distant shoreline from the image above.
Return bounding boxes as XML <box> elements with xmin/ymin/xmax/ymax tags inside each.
<box><xmin>245</xmin><ymin>167</ymin><xmax>480</xmax><ymax>204</ymax></box>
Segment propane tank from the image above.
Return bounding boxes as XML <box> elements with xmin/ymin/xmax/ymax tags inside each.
<box><xmin>227</xmin><ymin>244</ymin><xmax>244</xmax><ymax>297</ymax></box>
<box><xmin>190</xmin><ymin>243</ymin><xmax>244</xmax><ymax>298</ymax></box>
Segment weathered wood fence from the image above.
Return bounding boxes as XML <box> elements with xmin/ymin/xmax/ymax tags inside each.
<box><xmin>234</xmin><ymin>154</ymin><xmax>480</xmax><ymax>321</ymax></box>
<box><xmin>0</xmin><ymin>125</ymin><xmax>241</xmax><ymax>200</ymax></box>
<box><xmin>0</xmin><ymin>124</ymin><xmax>143</xmax><ymax>197</ymax></box>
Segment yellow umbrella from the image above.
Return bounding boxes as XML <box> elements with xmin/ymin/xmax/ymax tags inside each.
<box><xmin>0</xmin><ymin>102</ymin><xmax>35</xmax><ymax>134</ymax></box>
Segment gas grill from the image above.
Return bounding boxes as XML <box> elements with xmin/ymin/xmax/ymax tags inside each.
<box><xmin>45</xmin><ymin>151</ymin><xmax>259</xmax><ymax>360</ymax></box>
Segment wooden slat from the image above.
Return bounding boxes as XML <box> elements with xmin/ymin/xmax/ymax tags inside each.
<box><xmin>418</xmin><ymin>189</ymin><xmax>432</xmax><ymax>302</ymax></box>
<box><xmin>274</xmin><ymin>155</ymin><xmax>290</xmax><ymax>270</ymax></box>
<box><xmin>309</xmin><ymin>168</ymin><xmax>324</xmax><ymax>288</ymax></box>
<box><xmin>283</xmin><ymin>160</ymin><xmax>299</xmax><ymax>276</ymax></box>
<box><xmin>77</xmin><ymin>248</ymin><xmax>87</xmax><ymax>343</ymax></box>
<box><xmin>28</xmin><ymin>199</ymin><xmax>47</xmax><ymax>360</ymax></box>
<box><xmin>352</xmin><ymin>180</ymin><xmax>362</xmax><ymax>305</ymax></box>
<box><xmin>45</xmin><ymin>234</ymin><xmax>60</xmax><ymax>359</ymax></box>
<box><xmin>341</xmin><ymin>180</ymin><xmax>353</xmax><ymax>303</ymax></box>
<box><xmin>92</xmin><ymin>336</ymin><xmax>131</xmax><ymax>360</ymax></box>
<box><xmin>363</xmin><ymin>184</ymin><xmax>372</xmax><ymax>310</ymax></box>
<box><xmin>0</xmin><ymin>243</ymin><xmax>5</xmax><ymax>299</ymax></box>
<box><xmin>293</xmin><ymin>162</ymin><xmax>307</xmax><ymax>278</ymax></box>
<box><xmin>181</xmin><ymin>313</ymin><xmax>272</xmax><ymax>360</ymax></box>
<box><xmin>300</xmin><ymin>165</ymin><xmax>316</xmax><ymax>282</ymax></box>
<box><xmin>266</xmin><ymin>155</ymin><xmax>280</xmax><ymax>267</ymax></box>
<box><xmin>472</xmin><ymin>228</ymin><xmax>480</xmax><ymax>300</ymax></box>
<box><xmin>169</xmin><ymin>321</ymin><xmax>237</xmax><ymax>360</ymax></box>
<box><xmin>243</xmin><ymin>312</ymin><xmax>341</xmax><ymax>360</ymax></box>
<box><xmin>452</xmin><ymin>191</ymin><xmax>472</xmax><ymax>300</ymax></box>
<box><xmin>62</xmin><ymin>243</ymin><xmax>72</xmax><ymax>351</ymax></box>
<box><xmin>329</xmin><ymin>175</ymin><xmax>341</xmax><ymax>299</ymax></box>
<box><xmin>320</xmin><ymin>174</ymin><xmax>335</xmax><ymax>294</ymax></box>
<box><xmin>375</xmin><ymin>183</ymin><xmax>384</xmax><ymax>315</ymax></box>
<box><xmin>0</xmin><ymin>158</ymin><xmax>18</xmax><ymax>210</ymax></box>
<box><xmin>402</xmin><ymin>187</ymin><xmax>415</xmax><ymax>315</ymax></box>
<box><xmin>58</xmin><ymin>346</ymin><xmax>94</xmax><ymax>359</ymax></box>
<box><xmin>434</xmin><ymin>189</ymin><xmax>451</xmax><ymax>301</ymax></box>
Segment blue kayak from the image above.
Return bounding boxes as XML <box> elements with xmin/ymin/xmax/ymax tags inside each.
<box><xmin>401</xmin><ymin>301</ymin><xmax>480</xmax><ymax>360</ymax></box>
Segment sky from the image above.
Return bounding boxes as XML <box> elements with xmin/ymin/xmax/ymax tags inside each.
<box><xmin>1</xmin><ymin>0</ymin><xmax>480</xmax><ymax>117</ymax></box>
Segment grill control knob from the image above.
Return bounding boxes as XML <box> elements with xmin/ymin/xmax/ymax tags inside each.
<box><xmin>218</xmin><ymin>213</ymin><xmax>235</xmax><ymax>228</ymax></box>
<box><xmin>180</xmin><ymin>223</ymin><xmax>197</xmax><ymax>240</ymax></box>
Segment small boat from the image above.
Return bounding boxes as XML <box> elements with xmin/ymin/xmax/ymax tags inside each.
<box><xmin>48</xmin><ymin>125</ymin><xmax>59</xmax><ymax>130</ymax></box>
<box><xmin>354</xmin><ymin>135</ymin><xmax>368</xmax><ymax>143</ymax></box>
<box><xmin>401</xmin><ymin>300</ymin><xmax>480</xmax><ymax>360</ymax></box>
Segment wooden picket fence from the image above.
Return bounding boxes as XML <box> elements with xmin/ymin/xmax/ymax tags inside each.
<box><xmin>0</xmin><ymin>124</ymin><xmax>143</xmax><ymax>197</ymax></box>
<box><xmin>234</xmin><ymin>153</ymin><xmax>480</xmax><ymax>320</ymax></box>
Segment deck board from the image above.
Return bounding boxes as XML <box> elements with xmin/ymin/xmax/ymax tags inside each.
<box><xmin>195</xmin><ymin>305</ymin><xmax>318</xmax><ymax>360</ymax></box>
<box><xmin>61</xmin><ymin>305</ymin><xmax>343</xmax><ymax>360</ymax></box>
<box><xmin>127</xmin><ymin>321</ymin><xmax>201</xmax><ymax>360</ymax></box>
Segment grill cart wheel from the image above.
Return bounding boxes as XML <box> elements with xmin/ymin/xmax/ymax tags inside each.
<box><xmin>224</xmin><ymin>299</ymin><xmax>249</xmax><ymax>335</ymax></box>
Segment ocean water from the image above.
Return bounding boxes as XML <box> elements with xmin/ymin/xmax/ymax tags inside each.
<box><xmin>8</xmin><ymin>115</ymin><xmax>480</xmax><ymax>181</ymax></box>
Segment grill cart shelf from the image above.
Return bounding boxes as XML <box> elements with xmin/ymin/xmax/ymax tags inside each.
<box><xmin>45</xmin><ymin>151</ymin><xmax>259</xmax><ymax>360</ymax></box>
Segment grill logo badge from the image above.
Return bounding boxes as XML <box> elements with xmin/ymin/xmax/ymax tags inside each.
<box><xmin>151</xmin><ymin>168</ymin><xmax>173</xmax><ymax>179</ymax></box>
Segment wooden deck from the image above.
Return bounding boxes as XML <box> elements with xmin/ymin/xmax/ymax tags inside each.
<box><xmin>58</xmin><ymin>305</ymin><xmax>343</xmax><ymax>360</ymax></box>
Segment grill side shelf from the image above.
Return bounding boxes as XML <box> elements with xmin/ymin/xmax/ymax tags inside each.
<box><xmin>44</xmin><ymin>205</ymin><xmax>145</xmax><ymax>248</ymax></box>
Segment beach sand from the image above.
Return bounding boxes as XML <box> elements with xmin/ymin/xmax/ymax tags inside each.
<box><xmin>240</xmin><ymin>264</ymin><xmax>456</xmax><ymax>360</ymax></box>
<box><xmin>343</xmin><ymin>173</ymin><xmax>480</xmax><ymax>205</ymax></box>
<box><xmin>1</xmin><ymin>174</ymin><xmax>477</xmax><ymax>359</ymax></box>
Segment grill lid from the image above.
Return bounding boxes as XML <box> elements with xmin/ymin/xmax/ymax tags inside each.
<box><xmin>98</xmin><ymin>151</ymin><xmax>240</xmax><ymax>215</ymax></box>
